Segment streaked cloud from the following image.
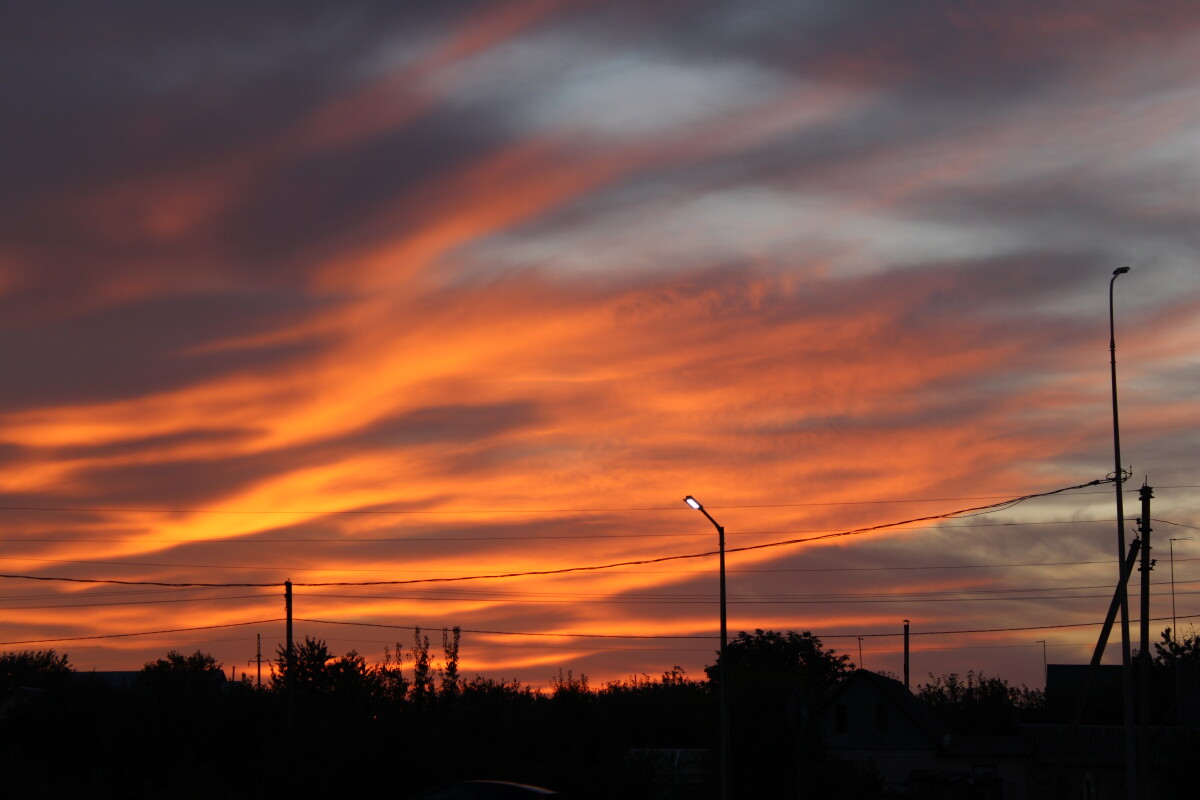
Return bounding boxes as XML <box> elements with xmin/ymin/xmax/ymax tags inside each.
<box><xmin>0</xmin><ymin>1</ymin><xmax>1196</xmax><ymax>688</ymax></box>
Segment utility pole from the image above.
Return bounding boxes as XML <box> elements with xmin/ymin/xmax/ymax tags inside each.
<box><xmin>903</xmin><ymin>619</ymin><xmax>910</xmax><ymax>691</ymax></box>
<box><xmin>1137</xmin><ymin>483</ymin><xmax>1153</xmax><ymax>799</ymax></box>
<box><xmin>1138</xmin><ymin>483</ymin><xmax>1153</xmax><ymax>682</ymax></box>
<box><xmin>246</xmin><ymin>633</ymin><xmax>262</xmax><ymax>689</ymax></box>
<box><xmin>285</xmin><ymin>580</ymin><xmax>294</xmax><ymax>660</ymax></box>
<box><xmin>285</xmin><ymin>580</ymin><xmax>294</xmax><ymax>712</ymax></box>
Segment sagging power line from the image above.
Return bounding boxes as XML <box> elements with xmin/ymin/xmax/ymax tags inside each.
<box><xmin>0</xmin><ymin>477</ymin><xmax>1114</xmax><ymax>589</ymax></box>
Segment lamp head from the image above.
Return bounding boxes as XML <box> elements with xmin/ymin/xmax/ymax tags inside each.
<box><xmin>1113</xmin><ymin>266</ymin><xmax>1130</xmax><ymax>276</ymax></box>
<box><xmin>684</xmin><ymin>496</ymin><xmax>703</xmax><ymax>510</ymax></box>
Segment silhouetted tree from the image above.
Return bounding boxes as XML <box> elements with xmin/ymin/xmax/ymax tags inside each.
<box><xmin>1138</xmin><ymin>627</ymin><xmax>1200</xmax><ymax>725</ymax></box>
<box><xmin>600</xmin><ymin>667</ymin><xmax>712</xmax><ymax>747</ymax></box>
<box><xmin>410</xmin><ymin>627</ymin><xmax>434</xmax><ymax>703</ymax></box>
<box><xmin>271</xmin><ymin>636</ymin><xmax>381</xmax><ymax>702</ymax></box>
<box><xmin>377</xmin><ymin>643</ymin><xmax>410</xmax><ymax>701</ymax></box>
<box><xmin>142</xmin><ymin>649</ymin><xmax>221</xmax><ymax>673</ymax></box>
<box><xmin>0</xmin><ymin>649</ymin><xmax>73</xmax><ymax>701</ymax></box>
<box><xmin>441</xmin><ymin>626</ymin><xmax>461</xmax><ymax>697</ymax></box>
<box><xmin>917</xmin><ymin>670</ymin><xmax>1044</xmax><ymax>733</ymax></box>
<box><xmin>1152</xmin><ymin>626</ymin><xmax>1200</xmax><ymax>667</ymax></box>
<box><xmin>705</xmin><ymin>629</ymin><xmax>854</xmax><ymax>798</ymax></box>
<box><xmin>551</xmin><ymin>668</ymin><xmax>590</xmax><ymax>695</ymax></box>
<box><xmin>705</xmin><ymin>628</ymin><xmax>853</xmax><ymax>699</ymax></box>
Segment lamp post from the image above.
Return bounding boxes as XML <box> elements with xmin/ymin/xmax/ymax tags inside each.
<box><xmin>1170</xmin><ymin>538</ymin><xmax>1193</xmax><ymax>643</ymax></box>
<box><xmin>1108</xmin><ymin>266</ymin><xmax>1136</xmax><ymax>800</ymax></box>
<box><xmin>684</xmin><ymin>495</ymin><xmax>731</xmax><ymax>800</ymax></box>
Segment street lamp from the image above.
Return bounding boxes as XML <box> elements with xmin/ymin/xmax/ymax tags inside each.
<box><xmin>1170</xmin><ymin>538</ymin><xmax>1193</xmax><ymax>643</ymax></box>
<box><xmin>684</xmin><ymin>495</ymin><xmax>731</xmax><ymax>800</ymax></box>
<box><xmin>1108</xmin><ymin>266</ymin><xmax>1137</xmax><ymax>799</ymax></box>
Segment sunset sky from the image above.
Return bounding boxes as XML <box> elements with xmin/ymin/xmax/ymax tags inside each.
<box><xmin>2</xmin><ymin>1</ymin><xmax>1198</xmax><ymax>691</ymax></box>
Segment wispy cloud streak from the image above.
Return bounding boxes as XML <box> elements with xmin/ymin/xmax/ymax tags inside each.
<box><xmin>0</xmin><ymin>1</ymin><xmax>1196</xmax><ymax>687</ymax></box>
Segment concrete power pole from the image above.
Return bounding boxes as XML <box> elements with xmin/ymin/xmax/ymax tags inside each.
<box><xmin>1138</xmin><ymin>484</ymin><xmax>1153</xmax><ymax>799</ymax></box>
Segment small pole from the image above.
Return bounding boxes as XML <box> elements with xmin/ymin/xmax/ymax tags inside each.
<box><xmin>903</xmin><ymin>619</ymin><xmax>910</xmax><ymax>691</ymax></box>
<box><xmin>857</xmin><ymin>636</ymin><xmax>864</xmax><ymax>669</ymax></box>
<box><xmin>257</xmin><ymin>633</ymin><xmax>262</xmax><ymax>689</ymax></box>
<box><xmin>1037</xmin><ymin>640</ymin><xmax>1047</xmax><ymax>683</ymax></box>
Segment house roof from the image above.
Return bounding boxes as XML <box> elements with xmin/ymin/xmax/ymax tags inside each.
<box><xmin>821</xmin><ymin>669</ymin><xmax>952</xmax><ymax>747</ymax></box>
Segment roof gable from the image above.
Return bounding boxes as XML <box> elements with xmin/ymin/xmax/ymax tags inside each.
<box><xmin>824</xmin><ymin>669</ymin><xmax>951</xmax><ymax>746</ymax></box>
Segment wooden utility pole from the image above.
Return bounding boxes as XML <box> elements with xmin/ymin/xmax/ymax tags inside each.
<box><xmin>903</xmin><ymin>619</ymin><xmax>910</xmax><ymax>690</ymax></box>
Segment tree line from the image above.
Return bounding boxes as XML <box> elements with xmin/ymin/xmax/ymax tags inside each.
<box><xmin>21</xmin><ymin>625</ymin><xmax>1180</xmax><ymax>799</ymax></box>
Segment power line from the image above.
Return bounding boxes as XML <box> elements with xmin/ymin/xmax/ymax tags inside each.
<box><xmin>2</xmin><ymin>524</ymin><xmax>1168</xmax><ymax>575</ymax></box>
<box><xmin>6</xmin><ymin>608</ymin><xmax>1195</xmax><ymax>651</ymax></box>
<box><xmin>297</xmin><ymin>578</ymin><xmax>1200</xmax><ymax>604</ymax></box>
<box><xmin>296</xmin><ymin>618</ymin><xmax>715</xmax><ymax>639</ymax></box>
<box><xmin>0</xmin><ymin>478</ymin><xmax>1116</xmax><ymax>589</ymax></box>
<box><xmin>291</xmin><ymin>477</ymin><xmax>1116</xmax><ymax>586</ymax></box>
<box><xmin>0</xmin><ymin>618</ymin><xmax>284</xmax><ymax>647</ymax></box>
<box><xmin>5</xmin><ymin>576</ymin><xmax>1194</xmax><ymax>610</ymax></box>
<box><xmin>291</xmin><ymin>612</ymin><xmax>1200</xmax><ymax>642</ymax></box>
<box><xmin>588</xmin><ymin>556</ymin><xmax>1200</xmax><ymax>575</ymax></box>
<box><xmin>824</xmin><ymin>613</ymin><xmax>1200</xmax><ymax>639</ymax></box>
<box><xmin>0</xmin><ymin>573</ymin><xmax>275</xmax><ymax>588</ymax></box>
<box><xmin>0</xmin><ymin>585</ymin><xmax>228</xmax><ymax>602</ymax></box>
<box><xmin>284</xmin><ymin>589</ymin><xmax>1200</xmax><ymax>607</ymax></box>
<box><xmin>1156</xmin><ymin>518</ymin><xmax>1200</xmax><ymax>531</ymax></box>
<box><xmin>3</xmin><ymin>593</ymin><xmax>273</xmax><ymax>611</ymax></box>
<box><xmin>0</xmin><ymin>556</ymin><xmax>288</xmax><ymax>571</ymax></box>
<box><xmin>7</xmin><ymin>554</ymin><xmax>1175</xmax><ymax>580</ymax></box>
